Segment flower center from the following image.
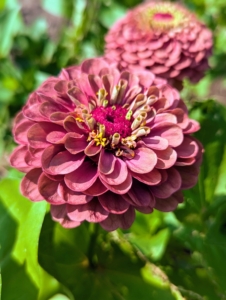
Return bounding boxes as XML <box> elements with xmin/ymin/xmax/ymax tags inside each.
<box><xmin>91</xmin><ymin>106</ymin><xmax>132</xmax><ymax>138</ymax></box>
<box><xmin>153</xmin><ymin>12</ymin><xmax>173</xmax><ymax>21</ymax></box>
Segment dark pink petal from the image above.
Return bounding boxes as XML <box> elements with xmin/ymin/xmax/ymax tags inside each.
<box><xmin>39</xmin><ymin>101</ymin><xmax>69</xmax><ymax>118</ymax></box>
<box><xmin>98</xmin><ymin>191</ymin><xmax>130</xmax><ymax>214</ymax></box>
<box><xmin>135</xmin><ymin>205</ymin><xmax>154</xmax><ymax>214</ymax></box>
<box><xmin>99</xmin><ymin>158</ymin><xmax>128</xmax><ymax>186</ymax></box>
<box><xmin>42</xmin><ymin>145</ymin><xmax>85</xmax><ymax>175</ymax></box>
<box><xmin>51</xmin><ymin>204</ymin><xmax>81</xmax><ymax>228</ymax></box>
<box><xmin>151</xmin><ymin>123</ymin><xmax>183</xmax><ymax>147</ymax></box>
<box><xmin>21</xmin><ymin>168</ymin><xmax>43</xmax><ymax>201</ymax></box>
<box><xmin>23</xmin><ymin>93</ymin><xmax>48</xmax><ymax>122</ymax></box>
<box><xmin>67</xmin><ymin>198</ymin><xmax>109</xmax><ymax>222</ymax></box>
<box><xmin>10</xmin><ymin>145</ymin><xmax>32</xmax><ymax>172</ymax></box>
<box><xmin>98</xmin><ymin>149</ymin><xmax>116</xmax><ymax>174</ymax></box>
<box><xmin>57</xmin><ymin>182</ymin><xmax>93</xmax><ymax>204</ymax></box>
<box><xmin>100</xmin><ymin>207</ymin><xmax>135</xmax><ymax>231</ymax></box>
<box><xmin>100</xmin><ymin>172</ymin><xmax>132</xmax><ymax>195</ymax></box>
<box><xmin>83</xmin><ymin>177</ymin><xmax>108</xmax><ymax>196</ymax></box>
<box><xmin>65</xmin><ymin>133</ymin><xmax>87</xmax><ymax>154</ymax></box>
<box><xmin>27</xmin><ymin>122</ymin><xmax>65</xmax><ymax>148</ymax></box>
<box><xmin>151</xmin><ymin>167</ymin><xmax>181</xmax><ymax>198</ymax></box>
<box><xmin>65</xmin><ymin>160</ymin><xmax>98</xmax><ymax>192</ymax></box>
<box><xmin>155</xmin><ymin>147</ymin><xmax>177</xmax><ymax>169</ymax></box>
<box><xmin>125</xmin><ymin>147</ymin><xmax>157</xmax><ymax>174</ymax></box>
<box><xmin>154</xmin><ymin>191</ymin><xmax>183</xmax><ymax>212</ymax></box>
<box><xmin>130</xmin><ymin>168</ymin><xmax>161</xmax><ymax>185</ymax></box>
<box><xmin>38</xmin><ymin>173</ymin><xmax>65</xmax><ymax>204</ymax></box>
<box><xmin>123</xmin><ymin>180</ymin><xmax>154</xmax><ymax>207</ymax></box>
<box><xmin>176</xmin><ymin>165</ymin><xmax>200</xmax><ymax>189</ymax></box>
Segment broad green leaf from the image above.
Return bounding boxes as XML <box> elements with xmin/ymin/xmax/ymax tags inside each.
<box><xmin>39</xmin><ymin>214</ymin><xmax>182</xmax><ymax>300</ymax></box>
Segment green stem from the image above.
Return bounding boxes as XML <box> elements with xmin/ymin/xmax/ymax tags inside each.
<box><xmin>87</xmin><ymin>223</ymin><xmax>99</xmax><ymax>269</ymax></box>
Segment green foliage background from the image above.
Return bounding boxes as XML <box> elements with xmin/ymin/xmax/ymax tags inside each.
<box><xmin>1</xmin><ymin>0</ymin><xmax>226</xmax><ymax>299</ymax></box>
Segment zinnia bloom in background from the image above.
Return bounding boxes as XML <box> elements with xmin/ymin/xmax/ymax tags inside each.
<box><xmin>105</xmin><ymin>1</ymin><xmax>212</xmax><ymax>87</ymax></box>
<box><xmin>10</xmin><ymin>58</ymin><xmax>202</xmax><ymax>231</ymax></box>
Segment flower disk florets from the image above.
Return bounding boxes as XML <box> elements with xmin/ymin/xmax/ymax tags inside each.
<box><xmin>10</xmin><ymin>58</ymin><xmax>202</xmax><ymax>231</ymax></box>
<box><xmin>105</xmin><ymin>1</ymin><xmax>213</xmax><ymax>85</ymax></box>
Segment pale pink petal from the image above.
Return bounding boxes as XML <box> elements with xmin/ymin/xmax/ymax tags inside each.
<box><xmin>175</xmin><ymin>136</ymin><xmax>199</xmax><ymax>158</ymax></box>
<box><xmin>99</xmin><ymin>158</ymin><xmax>128</xmax><ymax>186</ymax></box>
<box><xmin>125</xmin><ymin>147</ymin><xmax>157</xmax><ymax>174</ymax></box>
<box><xmin>14</xmin><ymin>119</ymin><xmax>34</xmax><ymax>145</ymax></box>
<box><xmin>142</xmin><ymin>136</ymin><xmax>168</xmax><ymax>150</ymax></box>
<box><xmin>81</xmin><ymin>58</ymin><xmax>109</xmax><ymax>75</ymax></box>
<box><xmin>84</xmin><ymin>140</ymin><xmax>102</xmax><ymax>156</ymax></box>
<box><xmin>155</xmin><ymin>147</ymin><xmax>177</xmax><ymax>169</ymax></box>
<box><xmin>10</xmin><ymin>145</ymin><xmax>32</xmax><ymax>172</ymax></box>
<box><xmin>130</xmin><ymin>168</ymin><xmax>161</xmax><ymax>185</ymax></box>
<box><xmin>151</xmin><ymin>123</ymin><xmax>183</xmax><ymax>147</ymax></box>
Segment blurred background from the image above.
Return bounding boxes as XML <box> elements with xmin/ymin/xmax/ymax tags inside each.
<box><xmin>1</xmin><ymin>1</ymin><xmax>226</xmax><ymax>299</ymax></box>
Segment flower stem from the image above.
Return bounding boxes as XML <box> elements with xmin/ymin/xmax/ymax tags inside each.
<box><xmin>87</xmin><ymin>223</ymin><xmax>99</xmax><ymax>269</ymax></box>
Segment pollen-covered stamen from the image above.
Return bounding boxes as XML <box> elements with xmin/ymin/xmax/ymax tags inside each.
<box><xmin>91</xmin><ymin>105</ymin><xmax>132</xmax><ymax>138</ymax></box>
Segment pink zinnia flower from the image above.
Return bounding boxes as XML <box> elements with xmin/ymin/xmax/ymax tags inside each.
<box><xmin>105</xmin><ymin>1</ymin><xmax>212</xmax><ymax>86</ymax></box>
<box><xmin>10</xmin><ymin>58</ymin><xmax>202</xmax><ymax>231</ymax></box>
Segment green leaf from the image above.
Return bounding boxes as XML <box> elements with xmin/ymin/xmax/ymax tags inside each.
<box><xmin>0</xmin><ymin>8</ymin><xmax>21</xmax><ymax>57</ymax></box>
<box><xmin>39</xmin><ymin>214</ymin><xmax>182</xmax><ymax>300</ymax></box>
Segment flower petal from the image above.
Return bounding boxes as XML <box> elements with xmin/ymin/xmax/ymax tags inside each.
<box><xmin>65</xmin><ymin>133</ymin><xmax>87</xmax><ymax>154</ymax></box>
<box><xmin>42</xmin><ymin>145</ymin><xmax>85</xmax><ymax>175</ymax></box>
<box><xmin>155</xmin><ymin>147</ymin><xmax>177</xmax><ymax>169</ymax></box>
<box><xmin>151</xmin><ymin>123</ymin><xmax>183</xmax><ymax>147</ymax></box>
<box><xmin>154</xmin><ymin>191</ymin><xmax>183</xmax><ymax>212</ymax></box>
<box><xmin>98</xmin><ymin>149</ymin><xmax>116</xmax><ymax>174</ymax></box>
<box><xmin>65</xmin><ymin>160</ymin><xmax>98</xmax><ymax>192</ymax></box>
<box><xmin>83</xmin><ymin>177</ymin><xmax>108</xmax><ymax>196</ymax></box>
<box><xmin>100</xmin><ymin>172</ymin><xmax>132</xmax><ymax>195</ymax></box>
<box><xmin>38</xmin><ymin>173</ymin><xmax>65</xmax><ymax>204</ymax></box>
<box><xmin>123</xmin><ymin>180</ymin><xmax>154</xmax><ymax>207</ymax></box>
<box><xmin>100</xmin><ymin>207</ymin><xmax>135</xmax><ymax>231</ymax></box>
<box><xmin>125</xmin><ymin>147</ymin><xmax>157</xmax><ymax>174</ymax></box>
<box><xmin>130</xmin><ymin>168</ymin><xmax>161</xmax><ymax>185</ymax></box>
<box><xmin>99</xmin><ymin>158</ymin><xmax>128</xmax><ymax>186</ymax></box>
<box><xmin>98</xmin><ymin>191</ymin><xmax>130</xmax><ymax>214</ymax></box>
<box><xmin>51</xmin><ymin>204</ymin><xmax>81</xmax><ymax>228</ymax></box>
<box><xmin>21</xmin><ymin>168</ymin><xmax>43</xmax><ymax>201</ymax></box>
<box><xmin>67</xmin><ymin>198</ymin><xmax>109</xmax><ymax>222</ymax></box>
<box><xmin>151</xmin><ymin>167</ymin><xmax>181</xmax><ymax>198</ymax></box>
